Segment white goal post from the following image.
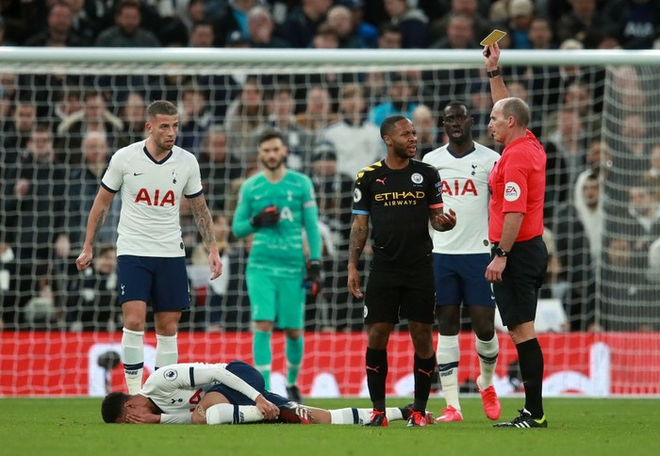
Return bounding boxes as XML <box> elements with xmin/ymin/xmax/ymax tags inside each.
<box><xmin>1</xmin><ymin>47</ymin><xmax>660</xmax><ymax>398</ymax></box>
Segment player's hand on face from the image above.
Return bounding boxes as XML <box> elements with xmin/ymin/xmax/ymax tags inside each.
<box><xmin>434</xmin><ymin>208</ymin><xmax>457</xmax><ymax>231</ymax></box>
<box><xmin>255</xmin><ymin>395</ymin><xmax>279</xmax><ymax>421</ymax></box>
<box><xmin>125</xmin><ymin>408</ymin><xmax>160</xmax><ymax>424</ymax></box>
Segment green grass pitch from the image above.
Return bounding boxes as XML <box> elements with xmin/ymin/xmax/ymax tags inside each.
<box><xmin>1</xmin><ymin>397</ymin><xmax>659</xmax><ymax>455</ymax></box>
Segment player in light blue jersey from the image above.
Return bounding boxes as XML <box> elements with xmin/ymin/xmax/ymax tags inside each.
<box><xmin>423</xmin><ymin>101</ymin><xmax>501</xmax><ymax>422</ymax></box>
<box><xmin>232</xmin><ymin>130</ymin><xmax>322</xmax><ymax>404</ymax></box>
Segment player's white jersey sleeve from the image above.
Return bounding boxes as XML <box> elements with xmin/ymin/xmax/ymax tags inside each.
<box><xmin>423</xmin><ymin>142</ymin><xmax>499</xmax><ymax>254</ymax></box>
<box><xmin>139</xmin><ymin>363</ymin><xmax>262</xmax><ymax>416</ymax></box>
<box><xmin>102</xmin><ymin>142</ymin><xmax>204</xmax><ymax>257</ymax></box>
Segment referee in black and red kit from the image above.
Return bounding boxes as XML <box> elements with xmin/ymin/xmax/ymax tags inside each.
<box><xmin>483</xmin><ymin>43</ymin><xmax>549</xmax><ymax>429</ymax></box>
<box><xmin>347</xmin><ymin>115</ymin><xmax>456</xmax><ymax>427</ymax></box>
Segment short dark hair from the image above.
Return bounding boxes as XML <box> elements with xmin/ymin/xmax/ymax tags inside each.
<box><xmin>101</xmin><ymin>392</ymin><xmax>130</xmax><ymax>423</ymax></box>
<box><xmin>147</xmin><ymin>100</ymin><xmax>178</xmax><ymax>119</ymax></box>
<box><xmin>380</xmin><ymin>115</ymin><xmax>407</xmax><ymax>139</ymax></box>
<box><xmin>258</xmin><ymin>130</ymin><xmax>286</xmax><ymax>146</ymax></box>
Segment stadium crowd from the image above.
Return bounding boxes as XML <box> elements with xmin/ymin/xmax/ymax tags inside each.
<box><xmin>1</xmin><ymin>0</ymin><xmax>660</xmax><ymax>333</ymax></box>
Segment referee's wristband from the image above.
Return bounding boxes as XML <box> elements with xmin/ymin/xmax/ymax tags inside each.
<box><xmin>487</xmin><ymin>67</ymin><xmax>502</xmax><ymax>79</ymax></box>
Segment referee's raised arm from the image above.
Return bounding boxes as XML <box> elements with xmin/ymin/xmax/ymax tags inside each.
<box><xmin>483</xmin><ymin>43</ymin><xmax>509</xmax><ymax>103</ymax></box>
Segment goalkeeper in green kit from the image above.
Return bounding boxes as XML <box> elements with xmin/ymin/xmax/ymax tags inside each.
<box><xmin>232</xmin><ymin>130</ymin><xmax>322</xmax><ymax>404</ymax></box>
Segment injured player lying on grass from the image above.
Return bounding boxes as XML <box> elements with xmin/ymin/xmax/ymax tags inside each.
<box><xmin>101</xmin><ymin>360</ymin><xmax>433</xmax><ymax>425</ymax></box>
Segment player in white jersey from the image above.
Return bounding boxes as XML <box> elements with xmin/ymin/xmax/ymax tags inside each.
<box><xmin>101</xmin><ymin>360</ymin><xmax>421</xmax><ymax>425</ymax></box>
<box><xmin>76</xmin><ymin>100</ymin><xmax>223</xmax><ymax>395</ymax></box>
<box><xmin>422</xmin><ymin>101</ymin><xmax>501</xmax><ymax>422</ymax></box>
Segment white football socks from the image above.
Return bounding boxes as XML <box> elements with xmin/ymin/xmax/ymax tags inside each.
<box><xmin>437</xmin><ymin>334</ymin><xmax>460</xmax><ymax>410</ymax></box>
<box><xmin>155</xmin><ymin>333</ymin><xmax>178</xmax><ymax>370</ymax></box>
<box><xmin>205</xmin><ymin>404</ymin><xmax>265</xmax><ymax>425</ymax></box>
<box><xmin>476</xmin><ymin>334</ymin><xmax>499</xmax><ymax>388</ymax></box>
<box><xmin>121</xmin><ymin>327</ymin><xmax>144</xmax><ymax>394</ymax></box>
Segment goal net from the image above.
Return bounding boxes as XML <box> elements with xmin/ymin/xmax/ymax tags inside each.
<box><xmin>1</xmin><ymin>47</ymin><xmax>659</xmax><ymax>397</ymax></box>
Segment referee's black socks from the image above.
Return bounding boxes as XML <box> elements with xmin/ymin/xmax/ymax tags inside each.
<box><xmin>413</xmin><ymin>353</ymin><xmax>436</xmax><ymax>412</ymax></box>
<box><xmin>516</xmin><ymin>338</ymin><xmax>545</xmax><ymax>418</ymax></box>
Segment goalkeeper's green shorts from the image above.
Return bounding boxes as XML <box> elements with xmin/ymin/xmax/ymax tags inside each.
<box><xmin>246</xmin><ymin>267</ymin><xmax>305</xmax><ymax>329</ymax></box>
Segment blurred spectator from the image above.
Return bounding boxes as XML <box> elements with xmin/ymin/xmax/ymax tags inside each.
<box><xmin>603</xmin><ymin>0</ymin><xmax>659</xmax><ymax>50</ymax></box>
<box><xmin>310</xmin><ymin>20</ymin><xmax>340</xmax><ymax>49</ymax></box>
<box><xmin>251</xmin><ymin>85</ymin><xmax>316</xmax><ymax>174</ymax></box>
<box><xmin>554</xmin><ymin>172</ymin><xmax>599</xmax><ymax>331</ymax></box>
<box><xmin>151</xmin><ymin>0</ymin><xmax>189</xmax><ymax>46</ymax></box>
<box><xmin>505</xmin><ymin>0</ymin><xmax>534</xmax><ymax>49</ymax></box>
<box><xmin>377</xmin><ymin>22</ymin><xmax>402</xmax><ymax>49</ymax></box>
<box><xmin>608</xmin><ymin>112</ymin><xmax>652</xmax><ymax>190</ymax></box>
<box><xmin>601</xmin><ymin>237</ymin><xmax>655</xmax><ymax>331</ymax></box>
<box><xmin>543</xmin><ymin>107</ymin><xmax>588</xmax><ymax>223</ymax></box>
<box><xmin>190</xmin><ymin>213</ymin><xmax>231</xmax><ymax>331</ymax></box>
<box><xmin>5</xmin><ymin>125</ymin><xmax>70</xmax><ymax>325</ymax></box>
<box><xmin>430</xmin><ymin>0</ymin><xmax>492</xmax><ymax>47</ymax></box>
<box><xmin>555</xmin><ymin>0</ymin><xmax>610</xmax><ymax>46</ymax></box>
<box><xmin>198</xmin><ymin>124</ymin><xmax>243</xmax><ymax>212</ymax></box>
<box><xmin>51</xmin><ymin>87</ymin><xmax>83</xmax><ymax>130</ymax></box>
<box><xmin>56</xmin><ymin>91</ymin><xmax>124</xmax><ymax>164</ymax></box>
<box><xmin>327</xmin><ymin>4</ymin><xmax>361</xmax><ymax>48</ymax></box>
<box><xmin>214</xmin><ymin>0</ymin><xmax>258</xmax><ymax>47</ymax></box>
<box><xmin>317</xmin><ymin>82</ymin><xmax>381</xmax><ymax>177</ymax></box>
<box><xmin>383</xmin><ymin>0</ymin><xmax>428</xmax><ymax>48</ymax></box>
<box><xmin>65</xmin><ymin>243</ymin><xmax>118</xmax><ymax>332</ymax></box>
<box><xmin>182</xmin><ymin>0</ymin><xmax>207</xmax><ymax>33</ymax></box>
<box><xmin>23</xmin><ymin>1</ymin><xmax>87</xmax><ymax>47</ymax></box>
<box><xmin>224</xmin><ymin>76</ymin><xmax>268</xmax><ymax>169</ymax></box>
<box><xmin>429</xmin><ymin>13</ymin><xmax>479</xmax><ymax>49</ymax></box>
<box><xmin>643</xmin><ymin>145</ymin><xmax>660</xmax><ymax>201</ymax></box>
<box><xmin>246</xmin><ymin>5</ymin><xmax>290</xmax><ymax>48</ymax></box>
<box><xmin>339</xmin><ymin>0</ymin><xmax>378</xmax><ymax>48</ymax></box>
<box><xmin>67</xmin><ymin>131</ymin><xmax>120</xmax><ymax>251</ymax></box>
<box><xmin>308</xmin><ymin>141</ymin><xmax>361</xmax><ymax>330</ymax></box>
<box><xmin>188</xmin><ymin>19</ymin><xmax>215</xmax><ymax>47</ymax></box>
<box><xmin>575</xmin><ymin>169</ymin><xmax>603</xmax><ymax>260</ymax></box>
<box><xmin>94</xmin><ymin>0</ymin><xmax>161</xmax><ymax>47</ymax></box>
<box><xmin>177</xmin><ymin>85</ymin><xmax>213</xmax><ymax>154</ymax></box>
<box><xmin>367</xmin><ymin>72</ymin><xmax>418</xmax><ymax>126</ymax></box>
<box><xmin>280</xmin><ymin>0</ymin><xmax>333</xmax><ymax>48</ymax></box>
<box><xmin>65</xmin><ymin>0</ymin><xmax>100</xmax><ymax>44</ymax></box>
<box><xmin>295</xmin><ymin>85</ymin><xmax>338</xmax><ymax>134</ymax></box>
<box><xmin>411</xmin><ymin>104</ymin><xmax>438</xmax><ymax>159</ymax></box>
<box><xmin>116</xmin><ymin>91</ymin><xmax>147</xmax><ymax>148</ymax></box>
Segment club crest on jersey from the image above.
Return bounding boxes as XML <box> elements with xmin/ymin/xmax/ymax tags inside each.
<box><xmin>163</xmin><ymin>369</ymin><xmax>178</xmax><ymax>381</ymax></box>
<box><xmin>411</xmin><ymin>173</ymin><xmax>423</xmax><ymax>184</ymax></box>
<box><xmin>171</xmin><ymin>170</ymin><xmax>177</xmax><ymax>184</ymax></box>
<box><xmin>353</xmin><ymin>188</ymin><xmax>362</xmax><ymax>203</ymax></box>
<box><xmin>504</xmin><ymin>182</ymin><xmax>521</xmax><ymax>201</ymax></box>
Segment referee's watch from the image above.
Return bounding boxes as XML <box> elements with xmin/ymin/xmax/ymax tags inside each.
<box><xmin>487</xmin><ymin>67</ymin><xmax>502</xmax><ymax>79</ymax></box>
<box><xmin>494</xmin><ymin>246</ymin><xmax>509</xmax><ymax>258</ymax></box>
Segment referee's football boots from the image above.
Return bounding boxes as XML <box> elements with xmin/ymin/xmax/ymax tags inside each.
<box><xmin>493</xmin><ymin>409</ymin><xmax>548</xmax><ymax>428</ymax></box>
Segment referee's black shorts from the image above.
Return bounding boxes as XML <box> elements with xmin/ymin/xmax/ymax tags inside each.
<box><xmin>364</xmin><ymin>261</ymin><xmax>435</xmax><ymax>325</ymax></box>
<box><xmin>492</xmin><ymin>236</ymin><xmax>548</xmax><ymax>327</ymax></box>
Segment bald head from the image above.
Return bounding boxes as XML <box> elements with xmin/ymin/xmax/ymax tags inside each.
<box><xmin>495</xmin><ymin>97</ymin><xmax>530</xmax><ymax>128</ymax></box>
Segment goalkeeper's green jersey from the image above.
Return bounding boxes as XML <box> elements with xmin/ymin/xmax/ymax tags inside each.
<box><xmin>232</xmin><ymin>169</ymin><xmax>322</xmax><ymax>276</ymax></box>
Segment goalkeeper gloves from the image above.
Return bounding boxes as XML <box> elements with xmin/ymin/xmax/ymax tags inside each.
<box><xmin>250</xmin><ymin>205</ymin><xmax>280</xmax><ymax>228</ymax></box>
<box><xmin>303</xmin><ymin>260</ymin><xmax>322</xmax><ymax>298</ymax></box>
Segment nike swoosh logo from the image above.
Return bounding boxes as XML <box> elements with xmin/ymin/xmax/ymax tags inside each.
<box><xmin>134</xmin><ymin>172</ymin><xmax>143</xmax><ymax>176</ymax></box>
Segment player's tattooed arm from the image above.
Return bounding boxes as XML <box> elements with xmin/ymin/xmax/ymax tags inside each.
<box><xmin>89</xmin><ymin>208</ymin><xmax>107</xmax><ymax>244</ymax></box>
<box><xmin>189</xmin><ymin>195</ymin><xmax>217</xmax><ymax>249</ymax></box>
<box><xmin>347</xmin><ymin>215</ymin><xmax>369</xmax><ymax>299</ymax></box>
<box><xmin>348</xmin><ymin>215</ymin><xmax>369</xmax><ymax>267</ymax></box>
<box><xmin>430</xmin><ymin>207</ymin><xmax>457</xmax><ymax>232</ymax></box>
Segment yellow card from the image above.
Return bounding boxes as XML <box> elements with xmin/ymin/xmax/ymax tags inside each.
<box><xmin>480</xmin><ymin>29</ymin><xmax>507</xmax><ymax>46</ymax></box>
